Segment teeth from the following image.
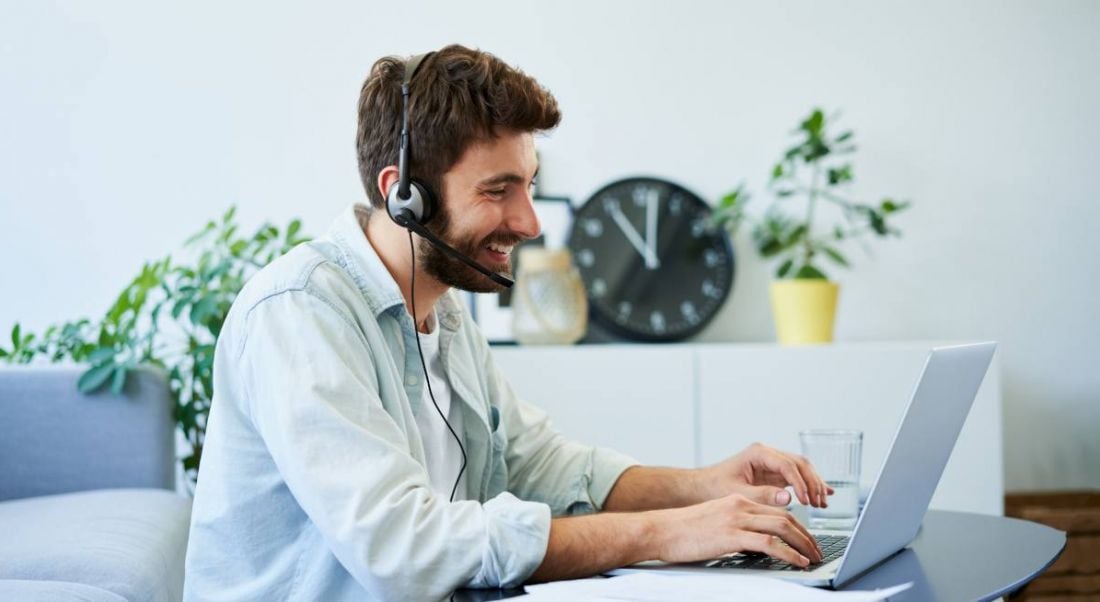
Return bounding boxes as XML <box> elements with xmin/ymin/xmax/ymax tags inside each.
<box><xmin>487</xmin><ymin>243</ymin><xmax>514</xmax><ymax>255</ymax></box>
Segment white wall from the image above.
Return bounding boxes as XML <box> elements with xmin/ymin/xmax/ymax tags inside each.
<box><xmin>1</xmin><ymin>0</ymin><xmax>1097</xmax><ymax>491</ymax></box>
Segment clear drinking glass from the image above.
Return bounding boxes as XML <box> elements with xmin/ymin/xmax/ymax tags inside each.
<box><xmin>799</xmin><ymin>429</ymin><xmax>863</xmax><ymax>530</ymax></box>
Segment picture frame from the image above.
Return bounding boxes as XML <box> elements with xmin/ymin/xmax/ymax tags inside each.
<box><xmin>468</xmin><ymin>196</ymin><xmax>574</xmax><ymax>344</ymax></box>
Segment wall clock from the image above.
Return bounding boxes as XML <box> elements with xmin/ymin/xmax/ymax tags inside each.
<box><xmin>567</xmin><ymin>177</ymin><xmax>735</xmax><ymax>341</ymax></box>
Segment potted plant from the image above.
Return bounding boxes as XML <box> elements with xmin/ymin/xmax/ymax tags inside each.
<box><xmin>714</xmin><ymin>108</ymin><xmax>911</xmax><ymax>344</ymax></box>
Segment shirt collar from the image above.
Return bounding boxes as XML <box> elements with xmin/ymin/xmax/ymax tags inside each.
<box><xmin>324</xmin><ymin>203</ymin><xmax>464</xmax><ymax>331</ymax></box>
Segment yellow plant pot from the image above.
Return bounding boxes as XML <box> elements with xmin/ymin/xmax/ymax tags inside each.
<box><xmin>769</xmin><ymin>280</ymin><xmax>840</xmax><ymax>345</ymax></box>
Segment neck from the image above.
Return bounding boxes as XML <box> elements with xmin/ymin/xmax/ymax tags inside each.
<box><xmin>362</xmin><ymin>207</ymin><xmax>449</xmax><ymax>333</ymax></box>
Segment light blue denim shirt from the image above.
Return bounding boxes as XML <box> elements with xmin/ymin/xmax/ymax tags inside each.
<box><xmin>183</xmin><ymin>204</ymin><xmax>637</xmax><ymax>601</ymax></box>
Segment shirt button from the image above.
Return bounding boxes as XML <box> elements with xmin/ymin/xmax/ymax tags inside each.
<box><xmin>405</xmin><ymin>375</ymin><xmax>418</xmax><ymax>387</ymax></box>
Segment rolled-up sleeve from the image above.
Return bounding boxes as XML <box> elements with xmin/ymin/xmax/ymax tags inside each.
<box><xmin>237</xmin><ymin>290</ymin><xmax>550</xmax><ymax>599</ymax></box>
<box><xmin>485</xmin><ymin>353</ymin><xmax>639</xmax><ymax>516</ymax></box>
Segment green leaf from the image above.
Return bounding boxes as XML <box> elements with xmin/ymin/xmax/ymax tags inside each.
<box><xmin>287</xmin><ymin>219</ymin><xmax>301</xmax><ymax>240</ymax></box>
<box><xmin>835</xmin><ymin>131</ymin><xmax>854</xmax><ymax>143</ymax></box>
<box><xmin>758</xmin><ymin>236</ymin><xmax>783</xmax><ymax>257</ymax></box>
<box><xmin>869</xmin><ymin>210</ymin><xmax>887</xmax><ymax>235</ymax></box>
<box><xmin>110</xmin><ymin>365</ymin><xmax>129</xmax><ymax>395</ymax></box>
<box><xmin>772</xmin><ymin>163</ymin><xmax>785</xmax><ymax>179</ymax></box>
<box><xmin>794</xmin><ymin>264</ymin><xmax>828</xmax><ymax>279</ymax></box>
<box><xmin>801</xmin><ymin>109</ymin><xmax>825</xmax><ymax>136</ymax></box>
<box><xmin>189</xmin><ymin>295</ymin><xmax>218</xmax><ymax>328</ymax></box>
<box><xmin>823</xmin><ymin>247</ymin><xmax>850</xmax><ymax>267</ymax></box>
<box><xmin>11</xmin><ymin>324</ymin><xmax>20</xmax><ymax>349</ymax></box>
<box><xmin>88</xmin><ymin>346</ymin><xmax>116</xmax><ymax>364</ymax></box>
<box><xmin>827</xmin><ymin>165</ymin><xmax>853</xmax><ymax>185</ymax></box>
<box><xmin>222</xmin><ymin>206</ymin><xmax>237</xmax><ymax>224</ymax></box>
<box><xmin>776</xmin><ymin>259</ymin><xmax>794</xmax><ymax>278</ymax></box>
<box><xmin>77</xmin><ymin>362</ymin><xmax>116</xmax><ymax>393</ymax></box>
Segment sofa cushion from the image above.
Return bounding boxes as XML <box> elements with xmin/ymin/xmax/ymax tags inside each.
<box><xmin>0</xmin><ymin>489</ymin><xmax>191</xmax><ymax>602</ymax></box>
<box><xmin>0</xmin><ymin>579</ymin><xmax>127</xmax><ymax>601</ymax></box>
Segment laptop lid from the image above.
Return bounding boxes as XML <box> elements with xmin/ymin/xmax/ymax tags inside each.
<box><xmin>831</xmin><ymin>342</ymin><xmax>997</xmax><ymax>587</ymax></box>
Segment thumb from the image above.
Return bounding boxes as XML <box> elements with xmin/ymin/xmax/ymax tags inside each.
<box><xmin>748</xmin><ymin>485</ymin><xmax>792</xmax><ymax>506</ymax></box>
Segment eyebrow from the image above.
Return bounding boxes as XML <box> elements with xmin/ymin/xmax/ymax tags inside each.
<box><xmin>477</xmin><ymin>167</ymin><xmax>539</xmax><ymax>188</ymax></box>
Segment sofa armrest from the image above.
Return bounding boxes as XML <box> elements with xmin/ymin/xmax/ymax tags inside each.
<box><xmin>0</xmin><ymin>365</ymin><xmax>175</xmax><ymax>501</ymax></box>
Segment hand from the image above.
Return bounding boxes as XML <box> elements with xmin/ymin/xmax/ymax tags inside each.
<box><xmin>607</xmin><ymin>202</ymin><xmax>660</xmax><ymax>269</ymax></box>
<box><xmin>651</xmin><ymin>493</ymin><xmax>822</xmax><ymax>567</ymax></box>
<box><xmin>696</xmin><ymin>442</ymin><xmax>835</xmax><ymax>509</ymax></box>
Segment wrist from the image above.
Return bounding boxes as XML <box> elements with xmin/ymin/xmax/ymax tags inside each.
<box><xmin>689</xmin><ymin>465</ymin><xmax>723</xmax><ymax>502</ymax></box>
<box><xmin>639</xmin><ymin>507</ymin><xmax>679</xmax><ymax>562</ymax></box>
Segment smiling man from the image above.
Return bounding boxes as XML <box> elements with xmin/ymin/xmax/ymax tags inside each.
<box><xmin>183</xmin><ymin>44</ymin><xmax>832</xmax><ymax>601</ymax></box>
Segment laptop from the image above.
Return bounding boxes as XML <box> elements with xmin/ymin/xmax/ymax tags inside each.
<box><xmin>614</xmin><ymin>342</ymin><xmax>997</xmax><ymax>588</ymax></box>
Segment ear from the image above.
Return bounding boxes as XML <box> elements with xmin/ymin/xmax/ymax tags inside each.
<box><xmin>376</xmin><ymin>165</ymin><xmax>400</xmax><ymax>201</ymax></box>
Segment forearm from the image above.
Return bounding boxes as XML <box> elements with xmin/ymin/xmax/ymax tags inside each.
<box><xmin>529</xmin><ymin>510</ymin><xmax>660</xmax><ymax>582</ymax></box>
<box><xmin>602</xmin><ymin>465</ymin><xmax>711</xmax><ymax>512</ymax></box>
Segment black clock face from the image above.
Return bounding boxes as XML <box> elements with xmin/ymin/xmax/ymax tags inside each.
<box><xmin>567</xmin><ymin>177</ymin><xmax>735</xmax><ymax>341</ymax></box>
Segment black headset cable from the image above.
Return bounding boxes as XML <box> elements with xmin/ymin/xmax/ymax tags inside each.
<box><xmin>407</xmin><ymin>230</ymin><xmax>468</xmax><ymax>503</ymax></box>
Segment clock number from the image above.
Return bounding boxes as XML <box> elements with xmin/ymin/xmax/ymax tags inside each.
<box><xmin>618</xmin><ymin>301</ymin><xmax>633</xmax><ymax>321</ymax></box>
<box><xmin>632</xmin><ymin>184</ymin><xmax>656</xmax><ymax>207</ymax></box>
<box><xmin>702</xmin><ymin>279</ymin><xmax>722</xmax><ymax>300</ymax></box>
<box><xmin>669</xmin><ymin>194</ymin><xmax>684</xmax><ymax>216</ymax></box>
<box><xmin>681</xmin><ymin>301</ymin><xmax>700</xmax><ymax>325</ymax></box>
<box><xmin>650</xmin><ymin>311</ymin><xmax>666</xmax><ymax>334</ymax></box>
<box><xmin>591</xmin><ymin>278</ymin><xmax>607</xmax><ymax>298</ymax></box>
<box><xmin>601</xmin><ymin>196</ymin><xmax>620</xmax><ymax>214</ymax></box>
<box><xmin>576</xmin><ymin>248</ymin><xmax>595</xmax><ymax>268</ymax></box>
<box><xmin>704</xmin><ymin>249</ymin><xmax>723</xmax><ymax>268</ymax></box>
<box><xmin>582</xmin><ymin>218</ymin><xmax>604</xmax><ymax>238</ymax></box>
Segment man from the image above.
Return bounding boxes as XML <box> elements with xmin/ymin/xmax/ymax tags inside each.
<box><xmin>184</xmin><ymin>44</ymin><xmax>833</xmax><ymax>601</ymax></box>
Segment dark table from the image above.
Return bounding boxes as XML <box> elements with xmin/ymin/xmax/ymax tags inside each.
<box><xmin>453</xmin><ymin>510</ymin><xmax>1066</xmax><ymax>601</ymax></box>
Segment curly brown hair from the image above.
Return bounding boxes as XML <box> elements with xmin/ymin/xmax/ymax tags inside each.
<box><xmin>356</xmin><ymin>44</ymin><xmax>561</xmax><ymax>210</ymax></box>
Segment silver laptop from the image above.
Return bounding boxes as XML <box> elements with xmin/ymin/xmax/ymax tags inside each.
<box><xmin>615</xmin><ymin>342</ymin><xmax>997</xmax><ymax>588</ymax></box>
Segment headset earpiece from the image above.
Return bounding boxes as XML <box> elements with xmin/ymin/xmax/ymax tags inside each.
<box><xmin>386</xmin><ymin>178</ymin><xmax>434</xmax><ymax>225</ymax></box>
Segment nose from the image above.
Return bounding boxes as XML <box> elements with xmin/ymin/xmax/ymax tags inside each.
<box><xmin>507</xmin><ymin>189</ymin><xmax>541</xmax><ymax>241</ymax></box>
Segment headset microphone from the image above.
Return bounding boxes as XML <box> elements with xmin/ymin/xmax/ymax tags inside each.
<box><xmin>393</xmin><ymin>210</ymin><xmax>514</xmax><ymax>288</ymax></box>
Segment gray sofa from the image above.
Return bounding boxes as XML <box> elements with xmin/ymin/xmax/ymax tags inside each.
<box><xmin>0</xmin><ymin>365</ymin><xmax>192</xmax><ymax>601</ymax></box>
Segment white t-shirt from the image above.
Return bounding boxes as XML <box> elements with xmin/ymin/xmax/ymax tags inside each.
<box><xmin>413</xmin><ymin>312</ymin><xmax>468</xmax><ymax>501</ymax></box>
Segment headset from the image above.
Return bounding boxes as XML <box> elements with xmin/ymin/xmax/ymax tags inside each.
<box><xmin>385</xmin><ymin>51</ymin><xmax>514</xmax><ymax>289</ymax></box>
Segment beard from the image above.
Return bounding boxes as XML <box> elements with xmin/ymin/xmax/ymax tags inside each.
<box><xmin>418</xmin><ymin>204</ymin><xmax>524</xmax><ymax>294</ymax></box>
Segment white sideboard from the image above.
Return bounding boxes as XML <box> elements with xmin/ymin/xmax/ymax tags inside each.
<box><xmin>491</xmin><ymin>341</ymin><xmax>1004</xmax><ymax>516</ymax></box>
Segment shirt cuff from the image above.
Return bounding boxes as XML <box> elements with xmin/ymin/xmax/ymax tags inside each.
<box><xmin>588</xmin><ymin>447</ymin><xmax>640</xmax><ymax>510</ymax></box>
<box><xmin>468</xmin><ymin>492</ymin><xmax>552</xmax><ymax>588</ymax></box>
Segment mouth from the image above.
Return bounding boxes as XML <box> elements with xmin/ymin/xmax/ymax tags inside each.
<box><xmin>483</xmin><ymin>242</ymin><xmax>515</xmax><ymax>263</ymax></box>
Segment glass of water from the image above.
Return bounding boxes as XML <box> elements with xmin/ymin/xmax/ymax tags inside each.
<box><xmin>799</xmin><ymin>429</ymin><xmax>863</xmax><ymax>530</ymax></box>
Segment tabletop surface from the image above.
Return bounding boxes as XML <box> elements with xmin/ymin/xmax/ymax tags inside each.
<box><xmin>452</xmin><ymin>510</ymin><xmax>1066</xmax><ymax>602</ymax></box>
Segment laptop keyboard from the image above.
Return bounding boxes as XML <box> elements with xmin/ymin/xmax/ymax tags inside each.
<box><xmin>705</xmin><ymin>534</ymin><xmax>850</xmax><ymax>571</ymax></box>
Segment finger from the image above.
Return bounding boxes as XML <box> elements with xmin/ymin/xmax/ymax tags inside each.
<box><xmin>769</xmin><ymin>455</ymin><xmax>811</xmax><ymax>506</ymax></box>
<box><xmin>790</xmin><ymin>454</ymin><xmax>827</xmax><ymax>507</ymax></box>
<box><xmin>745</xmin><ymin>485</ymin><xmax>792</xmax><ymax>507</ymax></box>
<box><xmin>738</xmin><ymin>532</ymin><xmax>811</xmax><ymax>568</ymax></box>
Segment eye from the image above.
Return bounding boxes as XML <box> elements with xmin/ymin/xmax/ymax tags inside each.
<box><xmin>485</xmin><ymin>188</ymin><xmax>507</xmax><ymax>199</ymax></box>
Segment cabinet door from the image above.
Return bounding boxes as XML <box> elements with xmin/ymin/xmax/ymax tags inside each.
<box><xmin>491</xmin><ymin>345</ymin><xmax>696</xmax><ymax>467</ymax></box>
<box><xmin>697</xmin><ymin>343</ymin><xmax>1004</xmax><ymax>515</ymax></box>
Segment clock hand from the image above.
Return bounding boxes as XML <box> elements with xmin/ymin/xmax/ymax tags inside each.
<box><xmin>644</xmin><ymin>189</ymin><xmax>660</xmax><ymax>270</ymax></box>
<box><xmin>607</xmin><ymin>205</ymin><xmax>654</xmax><ymax>267</ymax></box>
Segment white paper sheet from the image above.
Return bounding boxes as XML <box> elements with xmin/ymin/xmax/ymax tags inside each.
<box><xmin>523</xmin><ymin>573</ymin><xmax>913</xmax><ymax>601</ymax></box>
